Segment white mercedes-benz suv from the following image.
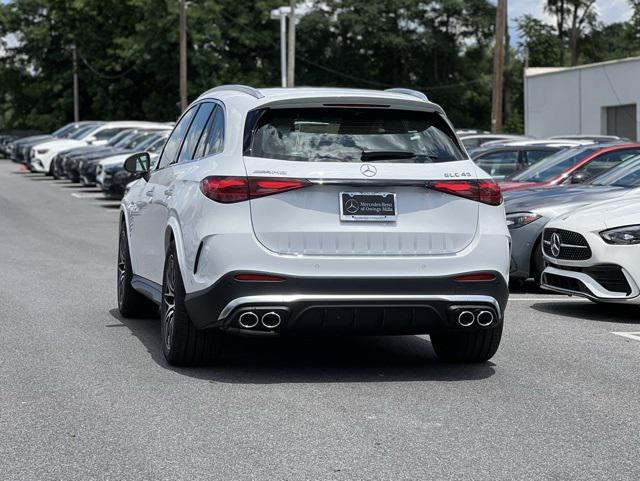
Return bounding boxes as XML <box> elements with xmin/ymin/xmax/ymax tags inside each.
<box><xmin>117</xmin><ymin>86</ymin><xmax>510</xmax><ymax>366</ymax></box>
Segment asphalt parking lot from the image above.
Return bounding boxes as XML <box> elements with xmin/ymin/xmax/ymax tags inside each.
<box><xmin>1</xmin><ymin>159</ymin><xmax>639</xmax><ymax>481</ymax></box>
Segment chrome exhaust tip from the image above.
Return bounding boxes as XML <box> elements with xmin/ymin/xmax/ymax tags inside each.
<box><xmin>261</xmin><ymin>312</ymin><xmax>281</xmax><ymax>329</ymax></box>
<box><xmin>458</xmin><ymin>311</ymin><xmax>475</xmax><ymax>327</ymax></box>
<box><xmin>477</xmin><ymin>310</ymin><xmax>494</xmax><ymax>327</ymax></box>
<box><xmin>238</xmin><ymin>311</ymin><xmax>259</xmax><ymax>329</ymax></box>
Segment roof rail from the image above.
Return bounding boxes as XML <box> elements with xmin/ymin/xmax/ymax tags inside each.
<box><xmin>202</xmin><ymin>84</ymin><xmax>264</xmax><ymax>99</ymax></box>
<box><xmin>384</xmin><ymin>88</ymin><xmax>429</xmax><ymax>102</ymax></box>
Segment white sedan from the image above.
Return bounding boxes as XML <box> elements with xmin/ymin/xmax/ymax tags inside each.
<box><xmin>541</xmin><ymin>193</ymin><xmax>640</xmax><ymax>303</ymax></box>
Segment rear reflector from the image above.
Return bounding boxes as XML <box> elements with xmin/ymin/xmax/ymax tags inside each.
<box><xmin>200</xmin><ymin>176</ymin><xmax>311</xmax><ymax>203</ymax></box>
<box><xmin>455</xmin><ymin>273</ymin><xmax>497</xmax><ymax>282</ymax></box>
<box><xmin>234</xmin><ymin>273</ymin><xmax>285</xmax><ymax>282</ymax></box>
<box><xmin>427</xmin><ymin>179</ymin><xmax>502</xmax><ymax>206</ymax></box>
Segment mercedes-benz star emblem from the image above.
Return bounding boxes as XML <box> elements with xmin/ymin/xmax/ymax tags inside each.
<box><xmin>550</xmin><ymin>232</ymin><xmax>562</xmax><ymax>257</ymax></box>
<box><xmin>345</xmin><ymin>199</ymin><xmax>360</xmax><ymax>214</ymax></box>
<box><xmin>360</xmin><ymin>164</ymin><xmax>377</xmax><ymax>177</ymax></box>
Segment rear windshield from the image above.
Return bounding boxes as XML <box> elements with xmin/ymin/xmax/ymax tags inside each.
<box><xmin>247</xmin><ymin>108</ymin><xmax>466</xmax><ymax>163</ymax></box>
<box><xmin>510</xmin><ymin>146</ymin><xmax>601</xmax><ymax>182</ymax></box>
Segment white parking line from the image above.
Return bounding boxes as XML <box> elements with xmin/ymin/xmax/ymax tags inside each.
<box><xmin>509</xmin><ymin>297</ymin><xmax>585</xmax><ymax>302</ymax></box>
<box><xmin>71</xmin><ymin>193</ymin><xmax>102</xmax><ymax>199</ymax></box>
<box><xmin>611</xmin><ymin>332</ymin><xmax>640</xmax><ymax>342</ymax></box>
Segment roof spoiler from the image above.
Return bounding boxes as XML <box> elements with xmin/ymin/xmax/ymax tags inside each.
<box><xmin>384</xmin><ymin>88</ymin><xmax>429</xmax><ymax>102</ymax></box>
<box><xmin>199</xmin><ymin>85</ymin><xmax>264</xmax><ymax>99</ymax></box>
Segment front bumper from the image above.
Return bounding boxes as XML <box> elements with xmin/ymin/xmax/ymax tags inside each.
<box><xmin>541</xmin><ymin>264</ymin><xmax>640</xmax><ymax>303</ymax></box>
<box><xmin>185</xmin><ymin>272</ymin><xmax>509</xmax><ymax>333</ymax></box>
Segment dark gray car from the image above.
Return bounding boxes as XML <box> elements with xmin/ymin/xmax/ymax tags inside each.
<box><xmin>505</xmin><ymin>155</ymin><xmax>640</xmax><ymax>284</ymax></box>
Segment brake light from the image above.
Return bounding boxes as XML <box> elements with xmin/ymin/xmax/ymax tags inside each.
<box><xmin>200</xmin><ymin>176</ymin><xmax>311</xmax><ymax>203</ymax></box>
<box><xmin>426</xmin><ymin>179</ymin><xmax>502</xmax><ymax>206</ymax></box>
<box><xmin>249</xmin><ymin>178</ymin><xmax>312</xmax><ymax>198</ymax></box>
<box><xmin>200</xmin><ymin>176</ymin><xmax>248</xmax><ymax>203</ymax></box>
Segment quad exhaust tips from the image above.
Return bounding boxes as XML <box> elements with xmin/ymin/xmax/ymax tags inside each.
<box><xmin>456</xmin><ymin>308</ymin><xmax>496</xmax><ymax>327</ymax></box>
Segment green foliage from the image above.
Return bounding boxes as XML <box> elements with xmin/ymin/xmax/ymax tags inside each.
<box><xmin>0</xmin><ymin>0</ymin><xmax>638</xmax><ymax>134</ymax></box>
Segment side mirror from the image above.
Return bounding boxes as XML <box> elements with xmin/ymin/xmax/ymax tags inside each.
<box><xmin>568</xmin><ymin>172</ymin><xmax>589</xmax><ymax>184</ymax></box>
<box><xmin>124</xmin><ymin>152</ymin><xmax>151</xmax><ymax>175</ymax></box>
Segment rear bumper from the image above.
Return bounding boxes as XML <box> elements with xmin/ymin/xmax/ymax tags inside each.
<box><xmin>185</xmin><ymin>272</ymin><xmax>509</xmax><ymax>333</ymax></box>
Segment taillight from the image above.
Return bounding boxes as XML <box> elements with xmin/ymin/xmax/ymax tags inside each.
<box><xmin>426</xmin><ymin>179</ymin><xmax>502</xmax><ymax>206</ymax></box>
<box><xmin>200</xmin><ymin>176</ymin><xmax>311</xmax><ymax>203</ymax></box>
<box><xmin>249</xmin><ymin>178</ymin><xmax>311</xmax><ymax>198</ymax></box>
<box><xmin>200</xmin><ymin>176</ymin><xmax>249</xmax><ymax>203</ymax></box>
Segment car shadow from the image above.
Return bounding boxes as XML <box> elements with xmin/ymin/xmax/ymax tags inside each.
<box><xmin>108</xmin><ymin>309</ymin><xmax>496</xmax><ymax>384</ymax></box>
<box><xmin>531</xmin><ymin>301</ymin><xmax>640</xmax><ymax>324</ymax></box>
<box><xmin>509</xmin><ymin>279</ymin><xmax>544</xmax><ymax>294</ymax></box>
<box><xmin>26</xmin><ymin>176</ymin><xmax>55</xmax><ymax>181</ymax></box>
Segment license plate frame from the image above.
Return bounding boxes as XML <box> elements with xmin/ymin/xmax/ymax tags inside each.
<box><xmin>339</xmin><ymin>192</ymin><xmax>397</xmax><ymax>222</ymax></box>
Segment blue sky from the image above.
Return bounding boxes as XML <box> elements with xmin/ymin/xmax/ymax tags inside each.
<box><xmin>508</xmin><ymin>0</ymin><xmax>634</xmax><ymax>45</ymax></box>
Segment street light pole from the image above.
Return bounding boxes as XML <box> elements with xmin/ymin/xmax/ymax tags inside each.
<box><xmin>279</xmin><ymin>13</ymin><xmax>287</xmax><ymax>87</ymax></box>
<box><xmin>179</xmin><ymin>0</ymin><xmax>188</xmax><ymax>112</ymax></box>
<box><xmin>271</xmin><ymin>5</ymin><xmax>309</xmax><ymax>88</ymax></box>
<box><xmin>491</xmin><ymin>0</ymin><xmax>507</xmax><ymax>134</ymax></box>
<box><xmin>287</xmin><ymin>0</ymin><xmax>296</xmax><ymax>87</ymax></box>
<box><xmin>72</xmin><ymin>44</ymin><xmax>80</xmax><ymax>122</ymax></box>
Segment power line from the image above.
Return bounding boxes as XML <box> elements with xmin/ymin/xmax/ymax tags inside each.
<box><xmin>77</xmin><ymin>50</ymin><xmax>136</xmax><ymax>80</ymax></box>
<box><xmin>218</xmin><ymin>9</ymin><xmax>487</xmax><ymax>93</ymax></box>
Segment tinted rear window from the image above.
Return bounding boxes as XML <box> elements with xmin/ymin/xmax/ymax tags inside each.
<box><xmin>247</xmin><ymin>108</ymin><xmax>465</xmax><ymax>163</ymax></box>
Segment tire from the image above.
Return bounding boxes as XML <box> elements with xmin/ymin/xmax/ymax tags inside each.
<box><xmin>160</xmin><ymin>241</ymin><xmax>223</xmax><ymax>366</ymax></box>
<box><xmin>531</xmin><ymin>239</ymin><xmax>545</xmax><ymax>287</ymax></box>
<box><xmin>430</xmin><ymin>324</ymin><xmax>503</xmax><ymax>363</ymax></box>
<box><xmin>117</xmin><ymin>222</ymin><xmax>159</xmax><ymax>318</ymax></box>
<box><xmin>47</xmin><ymin>162</ymin><xmax>54</xmax><ymax>176</ymax></box>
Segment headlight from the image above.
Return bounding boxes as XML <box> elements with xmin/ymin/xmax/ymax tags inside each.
<box><xmin>36</xmin><ymin>149</ymin><xmax>49</xmax><ymax>155</ymax></box>
<box><xmin>506</xmin><ymin>212</ymin><xmax>541</xmax><ymax>229</ymax></box>
<box><xmin>600</xmin><ymin>225</ymin><xmax>640</xmax><ymax>245</ymax></box>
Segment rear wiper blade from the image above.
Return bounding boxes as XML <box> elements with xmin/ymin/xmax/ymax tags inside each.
<box><xmin>360</xmin><ymin>150</ymin><xmax>416</xmax><ymax>161</ymax></box>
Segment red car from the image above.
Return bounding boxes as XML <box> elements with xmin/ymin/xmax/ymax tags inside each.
<box><xmin>499</xmin><ymin>143</ymin><xmax>640</xmax><ymax>192</ymax></box>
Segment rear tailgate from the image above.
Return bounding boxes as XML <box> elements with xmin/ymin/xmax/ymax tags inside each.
<box><xmin>244</xmin><ymin>157</ymin><xmax>479</xmax><ymax>256</ymax></box>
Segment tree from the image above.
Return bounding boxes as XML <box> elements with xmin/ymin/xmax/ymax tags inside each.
<box><xmin>545</xmin><ymin>0</ymin><xmax>567</xmax><ymax>64</ymax></box>
<box><xmin>544</xmin><ymin>0</ymin><xmax>597</xmax><ymax>65</ymax></box>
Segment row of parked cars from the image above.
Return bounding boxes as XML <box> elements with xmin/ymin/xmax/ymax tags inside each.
<box><xmin>457</xmin><ymin>129</ymin><xmax>640</xmax><ymax>300</ymax></box>
<box><xmin>1</xmin><ymin>121</ymin><xmax>171</xmax><ymax>198</ymax></box>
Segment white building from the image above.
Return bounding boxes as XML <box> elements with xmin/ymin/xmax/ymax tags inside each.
<box><xmin>524</xmin><ymin>56</ymin><xmax>640</xmax><ymax>141</ymax></box>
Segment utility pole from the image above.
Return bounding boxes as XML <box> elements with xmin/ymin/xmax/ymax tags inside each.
<box><xmin>287</xmin><ymin>0</ymin><xmax>296</xmax><ymax>87</ymax></box>
<box><xmin>179</xmin><ymin>0</ymin><xmax>188</xmax><ymax>112</ymax></box>
<box><xmin>72</xmin><ymin>44</ymin><xmax>80</xmax><ymax>122</ymax></box>
<box><xmin>491</xmin><ymin>0</ymin><xmax>507</xmax><ymax>134</ymax></box>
